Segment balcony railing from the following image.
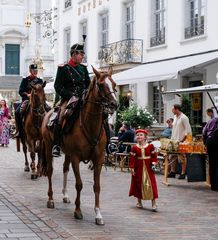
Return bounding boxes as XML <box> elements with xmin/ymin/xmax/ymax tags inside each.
<box><xmin>184</xmin><ymin>23</ymin><xmax>204</xmax><ymax>39</ymax></box>
<box><xmin>98</xmin><ymin>39</ymin><xmax>143</xmax><ymax>67</ymax></box>
<box><xmin>150</xmin><ymin>29</ymin><xmax>165</xmax><ymax>47</ymax></box>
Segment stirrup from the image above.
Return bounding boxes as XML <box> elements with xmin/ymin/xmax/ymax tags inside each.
<box><xmin>52</xmin><ymin>145</ymin><xmax>61</xmax><ymax>157</ymax></box>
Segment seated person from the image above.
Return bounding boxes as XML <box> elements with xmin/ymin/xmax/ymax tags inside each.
<box><xmin>118</xmin><ymin>122</ymin><xmax>135</xmax><ymax>153</ymax></box>
<box><xmin>160</xmin><ymin>118</ymin><xmax>173</xmax><ymax>138</ymax></box>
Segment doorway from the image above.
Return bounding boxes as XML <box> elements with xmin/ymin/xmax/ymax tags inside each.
<box><xmin>5</xmin><ymin>44</ymin><xmax>20</xmax><ymax>75</ymax></box>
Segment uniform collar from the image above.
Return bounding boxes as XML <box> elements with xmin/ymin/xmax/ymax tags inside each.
<box><xmin>28</xmin><ymin>75</ymin><xmax>37</xmax><ymax>80</ymax></box>
<box><xmin>69</xmin><ymin>58</ymin><xmax>78</xmax><ymax>67</ymax></box>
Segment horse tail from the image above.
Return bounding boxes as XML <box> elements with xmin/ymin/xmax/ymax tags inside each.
<box><xmin>41</xmin><ymin>140</ymin><xmax>48</xmax><ymax>176</ymax></box>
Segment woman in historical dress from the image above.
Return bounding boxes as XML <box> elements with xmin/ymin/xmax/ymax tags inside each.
<box><xmin>0</xmin><ymin>100</ymin><xmax>10</xmax><ymax>147</ymax></box>
<box><xmin>129</xmin><ymin>129</ymin><xmax>158</xmax><ymax>211</ymax></box>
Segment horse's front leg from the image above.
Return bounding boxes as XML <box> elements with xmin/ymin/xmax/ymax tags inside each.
<box><xmin>46</xmin><ymin>149</ymin><xmax>54</xmax><ymax>208</ymax></box>
<box><xmin>37</xmin><ymin>151</ymin><xmax>42</xmax><ymax>177</ymax></box>
<box><xmin>21</xmin><ymin>139</ymin><xmax>30</xmax><ymax>172</ymax></box>
<box><xmin>71</xmin><ymin>158</ymin><xmax>83</xmax><ymax>219</ymax></box>
<box><xmin>62</xmin><ymin>155</ymin><xmax>71</xmax><ymax>203</ymax></box>
<box><xmin>93</xmin><ymin>155</ymin><xmax>104</xmax><ymax>225</ymax></box>
<box><xmin>30</xmin><ymin>152</ymin><xmax>38</xmax><ymax>180</ymax></box>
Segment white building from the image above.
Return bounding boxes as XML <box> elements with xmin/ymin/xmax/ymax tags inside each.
<box><xmin>56</xmin><ymin>0</ymin><xmax>218</xmax><ymax>130</ymax></box>
<box><xmin>0</xmin><ymin>0</ymin><xmax>55</xmax><ymax>104</ymax></box>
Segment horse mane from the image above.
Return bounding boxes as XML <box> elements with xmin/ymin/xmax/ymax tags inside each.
<box><xmin>84</xmin><ymin>75</ymin><xmax>97</xmax><ymax>100</ymax></box>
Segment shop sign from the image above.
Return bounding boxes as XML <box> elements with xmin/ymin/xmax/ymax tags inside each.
<box><xmin>192</xmin><ymin>93</ymin><xmax>201</xmax><ymax>111</ymax></box>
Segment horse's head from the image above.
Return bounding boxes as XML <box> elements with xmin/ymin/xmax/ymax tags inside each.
<box><xmin>30</xmin><ymin>81</ymin><xmax>46</xmax><ymax>116</ymax></box>
<box><xmin>91</xmin><ymin>66</ymin><xmax>118</xmax><ymax>115</ymax></box>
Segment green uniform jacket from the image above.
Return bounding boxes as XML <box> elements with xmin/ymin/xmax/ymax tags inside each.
<box><xmin>54</xmin><ymin>63</ymin><xmax>90</xmax><ymax>101</ymax></box>
<box><xmin>19</xmin><ymin>76</ymin><xmax>43</xmax><ymax>101</ymax></box>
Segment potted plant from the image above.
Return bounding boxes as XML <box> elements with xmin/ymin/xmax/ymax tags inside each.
<box><xmin>118</xmin><ymin>104</ymin><xmax>154</xmax><ymax>129</ymax></box>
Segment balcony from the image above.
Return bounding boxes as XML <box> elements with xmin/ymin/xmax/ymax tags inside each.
<box><xmin>184</xmin><ymin>23</ymin><xmax>204</xmax><ymax>39</ymax></box>
<box><xmin>98</xmin><ymin>39</ymin><xmax>143</xmax><ymax>67</ymax></box>
<box><xmin>150</xmin><ymin>29</ymin><xmax>165</xmax><ymax>47</ymax></box>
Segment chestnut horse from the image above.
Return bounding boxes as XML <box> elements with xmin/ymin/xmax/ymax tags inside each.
<box><xmin>19</xmin><ymin>82</ymin><xmax>46</xmax><ymax>179</ymax></box>
<box><xmin>41</xmin><ymin>66</ymin><xmax>117</xmax><ymax>225</ymax></box>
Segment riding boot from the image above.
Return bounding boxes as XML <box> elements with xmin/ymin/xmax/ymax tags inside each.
<box><xmin>14</xmin><ymin>112</ymin><xmax>22</xmax><ymax>138</ymax></box>
<box><xmin>52</xmin><ymin>123</ymin><xmax>62</xmax><ymax>157</ymax></box>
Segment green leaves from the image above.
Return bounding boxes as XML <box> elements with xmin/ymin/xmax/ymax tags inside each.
<box><xmin>118</xmin><ymin>104</ymin><xmax>154</xmax><ymax>129</ymax></box>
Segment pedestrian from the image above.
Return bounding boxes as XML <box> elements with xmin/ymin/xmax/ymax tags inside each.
<box><xmin>14</xmin><ymin>64</ymin><xmax>44</xmax><ymax>137</ymax></box>
<box><xmin>52</xmin><ymin>43</ymin><xmax>90</xmax><ymax>157</ymax></box>
<box><xmin>0</xmin><ymin>99</ymin><xmax>10</xmax><ymax>147</ymax></box>
<box><xmin>160</xmin><ymin>117</ymin><xmax>173</xmax><ymax>138</ymax></box>
<box><xmin>117</xmin><ymin>121</ymin><xmax>135</xmax><ymax>153</ymax></box>
<box><xmin>168</xmin><ymin>104</ymin><xmax>192</xmax><ymax>179</ymax></box>
<box><xmin>206</xmin><ymin>108</ymin><xmax>214</xmax><ymax>119</ymax></box>
<box><xmin>129</xmin><ymin>129</ymin><xmax>158</xmax><ymax>211</ymax></box>
<box><xmin>202</xmin><ymin>115</ymin><xmax>218</xmax><ymax>191</ymax></box>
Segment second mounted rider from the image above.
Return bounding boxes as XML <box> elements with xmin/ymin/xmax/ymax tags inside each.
<box><xmin>15</xmin><ymin>64</ymin><xmax>44</xmax><ymax>138</ymax></box>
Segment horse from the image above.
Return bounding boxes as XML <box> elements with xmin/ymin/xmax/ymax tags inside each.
<box><xmin>18</xmin><ymin>81</ymin><xmax>47</xmax><ymax>179</ymax></box>
<box><xmin>41</xmin><ymin>66</ymin><xmax>118</xmax><ymax>225</ymax></box>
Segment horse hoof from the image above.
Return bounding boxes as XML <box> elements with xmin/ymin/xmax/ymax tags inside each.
<box><xmin>31</xmin><ymin>174</ymin><xmax>38</xmax><ymax>180</ymax></box>
<box><xmin>74</xmin><ymin>211</ymin><xmax>83</xmax><ymax>220</ymax></box>
<box><xmin>95</xmin><ymin>218</ymin><xmax>104</xmax><ymax>225</ymax></box>
<box><xmin>47</xmin><ymin>201</ymin><xmax>54</xmax><ymax>208</ymax></box>
<box><xmin>63</xmin><ymin>197</ymin><xmax>70</xmax><ymax>203</ymax></box>
<box><xmin>24</xmin><ymin>166</ymin><xmax>30</xmax><ymax>172</ymax></box>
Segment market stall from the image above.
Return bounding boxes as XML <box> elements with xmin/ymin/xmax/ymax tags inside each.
<box><xmin>159</xmin><ymin>136</ymin><xmax>207</xmax><ymax>185</ymax></box>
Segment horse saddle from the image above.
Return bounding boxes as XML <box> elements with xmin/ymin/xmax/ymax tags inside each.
<box><xmin>20</xmin><ymin>100</ymin><xmax>30</xmax><ymax>118</ymax></box>
<box><xmin>63</xmin><ymin>97</ymin><xmax>81</xmax><ymax>133</ymax></box>
<box><xmin>47</xmin><ymin>108</ymin><xmax>59</xmax><ymax>129</ymax></box>
<box><xmin>64</xmin><ymin>96</ymin><xmax>79</xmax><ymax>118</ymax></box>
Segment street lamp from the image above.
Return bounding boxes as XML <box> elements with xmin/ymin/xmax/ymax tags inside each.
<box><xmin>127</xmin><ymin>90</ymin><xmax>132</xmax><ymax>98</ymax></box>
<box><xmin>25</xmin><ymin>7</ymin><xmax>58</xmax><ymax>48</ymax></box>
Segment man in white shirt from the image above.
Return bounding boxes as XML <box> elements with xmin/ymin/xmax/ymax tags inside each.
<box><xmin>168</xmin><ymin>104</ymin><xmax>192</xmax><ymax>179</ymax></box>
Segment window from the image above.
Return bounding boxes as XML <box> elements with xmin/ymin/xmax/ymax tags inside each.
<box><xmin>64</xmin><ymin>28</ymin><xmax>71</xmax><ymax>61</ymax></box>
<box><xmin>185</xmin><ymin>0</ymin><xmax>205</xmax><ymax>39</ymax></box>
<box><xmin>100</xmin><ymin>13</ymin><xmax>108</xmax><ymax>47</ymax></box>
<box><xmin>150</xmin><ymin>0</ymin><xmax>166</xmax><ymax>47</ymax></box>
<box><xmin>125</xmin><ymin>2</ymin><xmax>134</xmax><ymax>39</ymax></box>
<box><xmin>64</xmin><ymin>0</ymin><xmax>71</xmax><ymax>9</ymax></box>
<box><xmin>152</xmin><ymin>85</ymin><xmax>164</xmax><ymax>124</ymax></box>
<box><xmin>80</xmin><ymin>21</ymin><xmax>87</xmax><ymax>62</ymax></box>
<box><xmin>5</xmin><ymin>44</ymin><xmax>20</xmax><ymax>75</ymax></box>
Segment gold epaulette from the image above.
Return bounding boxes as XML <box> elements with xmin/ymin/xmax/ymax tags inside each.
<box><xmin>80</xmin><ymin>63</ymin><xmax>88</xmax><ymax>67</ymax></box>
<box><xmin>58</xmin><ymin>63</ymin><xmax>67</xmax><ymax>67</ymax></box>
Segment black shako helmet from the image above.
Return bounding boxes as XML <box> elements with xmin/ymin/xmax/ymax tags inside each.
<box><xmin>70</xmin><ymin>43</ymin><xmax>85</xmax><ymax>55</ymax></box>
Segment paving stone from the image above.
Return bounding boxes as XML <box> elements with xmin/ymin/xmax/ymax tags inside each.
<box><xmin>0</xmin><ymin>139</ymin><xmax>218</xmax><ymax>240</ymax></box>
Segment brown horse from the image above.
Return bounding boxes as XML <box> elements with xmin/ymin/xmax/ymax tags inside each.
<box><xmin>19</xmin><ymin>81</ymin><xmax>47</xmax><ymax>179</ymax></box>
<box><xmin>41</xmin><ymin>66</ymin><xmax>117</xmax><ymax>225</ymax></box>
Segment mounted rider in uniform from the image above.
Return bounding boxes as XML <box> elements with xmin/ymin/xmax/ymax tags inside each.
<box><xmin>52</xmin><ymin>43</ymin><xmax>90</xmax><ymax>157</ymax></box>
<box><xmin>15</xmin><ymin>64</ymin><xmax>44</xmax><ymax>138</ymax></box>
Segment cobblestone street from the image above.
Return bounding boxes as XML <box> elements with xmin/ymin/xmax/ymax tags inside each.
<box><xmin>0</xmin><ymin>139</ymin><xmax>218</xmax><ymax>239</ymax></box>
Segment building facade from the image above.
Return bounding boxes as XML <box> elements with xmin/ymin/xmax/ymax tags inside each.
<box><xmin>56</xmin><ymin>0</ymin><xmax>218</xmax><ymax>128</ymax></box>
<box><xmin>0</xmin><ymin>0</ymin><xmax>55</xmax><ymax>106</ymax></box>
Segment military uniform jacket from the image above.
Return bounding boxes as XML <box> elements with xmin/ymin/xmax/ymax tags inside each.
<box><xmin>19</xmin><ymin>76</ymin><xmax>43</xmax><ymax>101</ymax></box>
<box><xmin>54</xmin><ymin>63</ymin><xmax>90</xmax><ymax>101</ymax></box>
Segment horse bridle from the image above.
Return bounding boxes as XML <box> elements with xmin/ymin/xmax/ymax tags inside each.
<box><xmin>85</xmin><ymin>77</ymin><xmax>117</xmax><ymax>115</ymax></box>
<box><xmin>31</xmin><ymin>93</ymin><xmax>46</xmax><ymax>117</ymax></box>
